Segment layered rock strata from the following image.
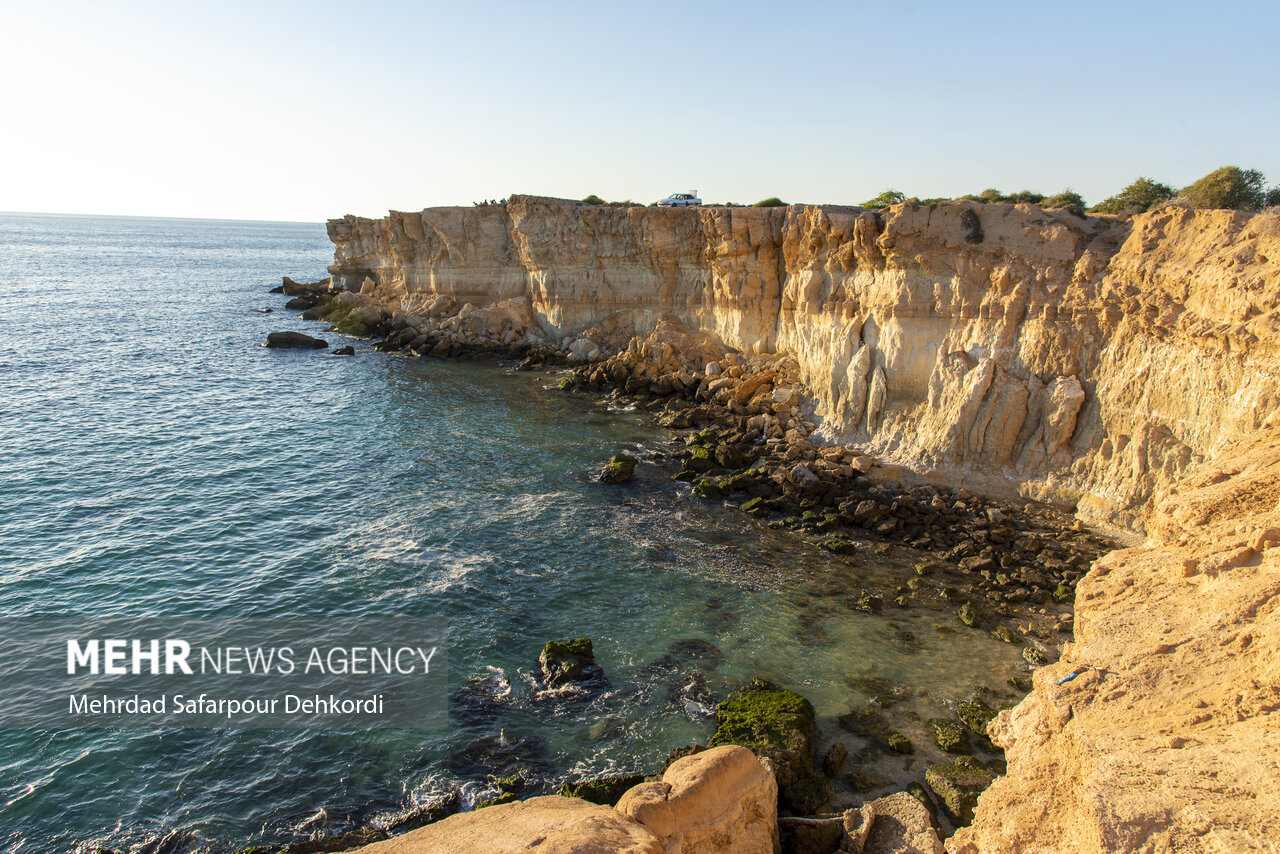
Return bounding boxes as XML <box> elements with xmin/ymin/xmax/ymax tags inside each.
<box><xmin>328</xmin><ymin>198</ymin><xmax>1280</xmax><ymax>533</ymax></box>
<box><xmin>321</xmin><ymin>198</ymin><xmax>1280</xmax><ymax>852</ymax></box>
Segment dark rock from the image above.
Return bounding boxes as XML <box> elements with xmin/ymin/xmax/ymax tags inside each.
<box><xmin>930</xmin><ymin>719</ymin><xmax>970</xmax><ymax>754</ymax></box>
<box><xmin>384</xmin><ymin>792</ymin><xmax>460</xmax><ymax>833</ymax></box>
<box><xmin>925</xmin><ymin>756</ymin><xmax>995</xmax><ymax>826</ymax></box>
<box><xmin>778</xmin><ymin>816</ymin><xmax>844</xmax><ymax>854</ymax></box>
<box><xmin>537</xmin><ymin>638</ymin><xmax>601</xmax><ymax>687</ymax></box>
<box><xmin>331</xmin><ymin>345</ymin><xmax>355</xmax><ymax>356</ymax></box>
<box><xmin>882</xmin><ymin>732</ymin><xmax>914</xmax><ymax>754</ymax></box>
<box><xmin>281</xmin><ymin>828</ymin><xmax>389</xmax><ymax>853</ymax></box>
<box><xmin>265</xmin><ymin>331</ymin><xmax>328</xmax><ymax>349</ymax></box>
<box><xmin>708</xmin><ymin>679</ymin><xmax>815</xmax><ymax>789</ymax></box>
<box><xmin>599</xmin><ymin>453</ymin><xmax>637</xmax><ymax>484</ymax></box>
<box><xmin>557</xmin><ymin>773</ymin><xmax>646</xmax><ymax>806</ymax></box>
<box><xmin>782</xmin><ymin>773</ymin><xmax>834</xmax><ymax>815</ymax></box>
<box><xmin>822</xmin><ymin>741</ymin><xmax>848</xmax><ymax>777</ymax></box>
<box><xmin>285</xmin><ymin>296</ymin><xmax>316</xmax><ymax>310</ymax></box>
<box><xmin>957</xmin><ymin>697</ymin><xmax>997</xmax><ymax>736</ymax></box>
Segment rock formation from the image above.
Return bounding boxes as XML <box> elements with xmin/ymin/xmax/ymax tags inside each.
<box><xmin>325</xmin><ymin>197</ymin><xmax>1280</xmax><ymax>852</ymax></box>
<box><xmin>328</xmin><ymin>198</ymin><xmax>1280</xmax><ymax>533</ymax></box>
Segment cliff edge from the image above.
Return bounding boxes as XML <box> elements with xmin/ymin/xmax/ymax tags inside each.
<box><xmin>326</xmin><ymin>197</ymin><xmax>1280</xmax><ymax>851</ymax></box>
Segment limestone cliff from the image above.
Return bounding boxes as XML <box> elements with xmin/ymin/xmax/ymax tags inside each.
<box><xmin>328</xmin><ymin>197</ymin><xmax>1280</xmax><ymax>533</ymax></box>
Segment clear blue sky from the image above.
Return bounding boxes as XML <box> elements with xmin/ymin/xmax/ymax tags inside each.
<box><xmin>2</xmin><ymin>0</ymin><xmax>1277</xmax><ymax>221</ymax></box>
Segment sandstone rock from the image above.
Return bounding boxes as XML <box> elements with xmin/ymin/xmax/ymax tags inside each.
<box><xmin>265</xmin><ymin>331</ymin><xmax>327</xmax><ymax>349</ymax></box>
<box><xmin>349</xmin><ymin>796</ymin><xmax>661</xmax><ymax>854</ymax></box>
<box><xmin>847</xmin><ymin>791</ymin><xmax>944</xmax><ymax>854</ymax></box>
<box><xmin>616</xmin><ymin>745</ymin><xmax>778</xmax><ymax>854</ymax></box>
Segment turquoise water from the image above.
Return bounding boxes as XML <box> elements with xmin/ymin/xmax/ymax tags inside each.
<box><xmin>0</xmin><ymin>214</ymin><xmax>1029</xmax><ymax>852</ymax></box>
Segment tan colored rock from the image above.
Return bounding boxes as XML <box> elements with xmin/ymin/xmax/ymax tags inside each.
<box><xmin>616</xmin><ymin>744</ymin><xmax>778</xmax><ymax>854</ymax></box>
<box><xmin>329</xmin><ymin>198</ymin><xmax>1280</xmax><ymax>533</ymax></box>
<box><xmin>846</xmin><ymin>791</ymin><xmax>943</xmax><ymax>854</ymax></box>
<box><xmin>350</xmin><ymin>796</ymin><xmax>661</xmax><ymax>854</ymax></box>
<box><xmin>950</xmin><ymin>427</ymin><xmax>1280</xmax><ymax>853</ymax></box>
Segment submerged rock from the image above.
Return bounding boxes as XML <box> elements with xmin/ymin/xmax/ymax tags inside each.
<box><xmin>957</xmin><ymin>697</ymin><xmax>997</xmax><ymax>736</ymax></box>
<box><xmin>331</xmin><ymin>345</ymin><xmax>355</xmax><ymax>356</ymax></box>
<box><xmin>265</xmin><ymin>331</ymin><xmax>327</xmax><ymax>349</ymax></box>
<box><xmin>930</xmin><ymin>719</ymin><xmax>970</xmax><ymax>754</ymax></box>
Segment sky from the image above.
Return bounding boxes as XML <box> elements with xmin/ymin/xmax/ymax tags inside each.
<box><xmin>1</xmin><ymin>0</ymin><xmax>1277</xmax><ymax>222</ymax></box>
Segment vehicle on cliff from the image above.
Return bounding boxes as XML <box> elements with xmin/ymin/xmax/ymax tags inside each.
<box><xmin>658</xmin><ymin>192</ymin><xmax>701</xmax><ymax>207</ymax></box>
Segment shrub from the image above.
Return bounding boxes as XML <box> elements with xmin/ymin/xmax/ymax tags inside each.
<box><xmin>581</xmin><ymin>194</ymin><xmax>605</xmax><ymax>205</ymax></box>
<box><xmin>1042</xmin><ymin>190</ymin><xmax>1087</xmax><ymax>217</ymax></box>
<box><xmin>1180</xmin><ymin>166</ymin><xmax>1268</xmax><ymax>211</ymax></box>
<box><xmin>752</xmin><ymin>197</ymin><xmax>787</xmax><ymax>207</ymax></box>
<box><xmin>1006</xmin><ymin>190</ymin><xmax>1045</xmax><ymax>204</ymax></box>
<box><xmin>1266</xmin><ymin>187</ymin><xmax>1280</xmax><ymax>208</ymax></box>
<box><xmin>1092</xmin><ymin>177</ymin><xmax>1175</xmax><ymax>214</ymax></box>
<box><xmin>861</xmin><ymin>189</ymin><xmax>906</xmax><ymax>208</ymax></box>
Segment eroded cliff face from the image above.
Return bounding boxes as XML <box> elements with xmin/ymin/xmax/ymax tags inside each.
<box><xmin>328</xmin><ymin>197</ymin><xmax>1280</xmax><ymax>532</ymax></box>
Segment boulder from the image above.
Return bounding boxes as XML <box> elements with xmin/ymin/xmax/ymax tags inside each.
<box><xmin>600</xmin><ymin>453</ymin><xmax>638</xmax><ymax>484</ymax></box>
<box><xmin>617</xmin><ymin>745</ymin><xmax>778</xmax><ymax>854</ymax></box>
<box><xmin>925</xmin><ymin>757</ymin><xmax>995</xmax><ymax>827</ymax></box>
<box><xmin>846</xmin><ymin>791</ymin><xmax>944</xmax><ymax>854</ymax></box>
<box><xmin>708</xmin><ymin>679</ymin><xmax>815</xmax><ymax>789</ymax></box>
<box><xmin>538</xmin><ymin>639</ymin><xmax>601</xmax><ymax>687</ymax></box>
<box><xmin>349</xmin><ymin>796</ymin><xmax>661</xmax><ymax>853</ymax></box>
<box><xmin>265</xmin><ymin>331</ymin><xmax>328</xmax><ymax>349</ymax></box>
<box><xmin>331</xmin><ymin>345</ymin><xmax>355</xmax><ymax>356</ymax></box>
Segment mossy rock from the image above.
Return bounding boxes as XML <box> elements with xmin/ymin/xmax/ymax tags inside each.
<box><xmin>558</xmin><ymin>773</ymin><xmax>645</xmax><ymax>806</ymax></box>
<box><xmin>883</xmin><ymin>731</ymin><xmax>914</xmax><ymax>754</ymax></box>
<box><xmin>906</xmin><ymin>781</ymin><xmax>940</xmax><ymax>826</ymax></box>
<box><xmin>914</xmin><ymin>562</ymin><xmax>936</xmax><ymax>576</ymax></box>
<box><xmin>599</xmin><ymin>453</ymin><xmax>638</xmax><ymax>484</ymax></box>
<box><xmin>692</xmin><ymin>478</ymin><xmax>723</xmax><ymax>499</ymax></box>
<box><xmin>740</xmin><ymin>496</ymin><xmax>769</xmax><ymax>517</ymax></box>
<box><xmin>709</xmin><ymin>679</ymin><xmax>815</xmax><ymax>788</ymax></box>
<box><xmin>231</xmin><ymin>849</ymin><xmax>273</xmax><ymax>854</ymax></box>
<box><xmin>991</xmin><ymin>625</ymin><xmax>1022</xmax><ymax>645</ymax></box>
<box><xmin>930</xmin><ymin>719</ymin><xmax>970</xmax><ymax>754</ymax></box>
<box><xmin>672</xmin><ymin>468</ymin><xmax>697</xmax><ymax>482</ymax></box>
<box><xmin>538</xmin><ymin>638</ymin><xmax>596</xmax><ymax>686</ymax></box>
<box><xmin>925</xmin><ymin>756</ymin><xmax>995</xmax><ymax>826</ymax></box>
<box><xmin>1026</xmin><ymin>621</ymin><xmax>1056</xmax><ymax>640</ymax></box>
<box><xmin>837</xmin><ymin>703</ymin><xmax>889</xmax><ymax>737</ymax></box>
<box><xmin>474</xmin><ymin>791</ymin><xmax>519</xmax><ymax>809</ymax></box>
<box><xmin>893</xmin><ymin>595</ymin><xmax>911</xmax><ymax>608</ymax></box>
<box><xmin>940</xmin><ymin>586</ymin><xmax>963</xmax><ymax>602</ymax></box>
<box><xmin>781</xmin><ymin>773</ymin><xmax>834</xmax><ymax>815</ymax></box>
<box><xmin>1023</xmin><ymin>645</ymin><xmax>1048</xmax><ymax>666</ymax></box>
<box><xmin>856</xmin><ymin>594</ymin><xmax>883</xmax><ymax>612</ymax></box>
<box><xmin>281</xmin><ymin>828</ymin><xmax>389</xmax><ymax>853</ymax></box>
<box><xmin>957</xmin><ymin>601</ymin><xmax>981</xmax><ymax>627</ymax></box>
<box><xmin>1053</xmin><ymin>583</ymin><xmax>1074</xmax><ymax>603</ymax></box>
<box><xmin>957</xmin><ymin>697</ymin><xmax>997</xmax><ymax>736</ymax></box>
<box><xmin>906</xmin><ymin>577</ymin><xmax>922</xmax><ymax>591</ymax></box>
<box><xmin>686</xmin><ymin>446</ymin><xmax>716</xmax><ymax>472</ymax></box>
<box><xmin>821</xmin><ymin>537</ymin><xmax>855</xmax><ymax>554</ymax></box>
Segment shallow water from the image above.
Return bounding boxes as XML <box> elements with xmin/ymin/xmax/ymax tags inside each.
<box><xmin>0</xmin><ymin>213</ymin><xmax>1031</xmax><ymax>852</ymax></box>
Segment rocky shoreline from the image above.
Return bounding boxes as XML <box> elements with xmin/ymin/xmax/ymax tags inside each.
<box><xmin>240</xmin><ymin>274</ymin><xmax>1116</xmax><ymax>852</ymax></box>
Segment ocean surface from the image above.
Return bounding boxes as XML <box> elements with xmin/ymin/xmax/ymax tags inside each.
<box><xmin>0</xmin><ymin>213</ymin><xmax>1029</xmax><ymax>852</ymax></box>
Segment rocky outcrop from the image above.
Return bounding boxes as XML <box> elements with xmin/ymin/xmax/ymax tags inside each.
<box><xmin>329</xmin><ymin>198</ymin><xmax>1280</xmax><ymax>533</ymax></box>
<box><xmin>616</xmin><ymin>745</ymin><xmax>778</xmax><ymax>854</ymax></box>
<box><xmin>950</xmin><ymin>427</ymin><xmax>1280</xmax><ymax>853</ymax></box>
<box><xmin>350</xmin><ymin>796</ymin><xmax>662</xmax><ymax>853</ymax></box>
<box><xmin>327</xmin><ymin>198</ymin><xmax>1280</xmax><ymax>851</ymax></box>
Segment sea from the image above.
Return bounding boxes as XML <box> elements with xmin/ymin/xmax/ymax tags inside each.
<box><xmin>0</xmin><ymin>213</ymin><xmax>1028</xmax><ymax>852</ymax></box>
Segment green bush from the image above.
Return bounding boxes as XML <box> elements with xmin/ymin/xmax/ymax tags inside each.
<box><xmin>1091</xmin><ymin>177</ymin><xmax>1175</xmax><ymax>214</ymax></box>
<box><xmin>1266</xmin><ymin>187</ymin><xmax>1280</xmax><ymax>208</ymax></box>
<box><xmin>751</xmin><ymin>197</ymin><xmax>787</xmax><ymax>207</ymax></box>
<box><xmin>1180</xmin><ymin>166</ymin><xmax>1268</xmax><ymax>211</ymax></box>
<box><xmin>1042</xmin><ymin>190</ymin><xmax>1087</xmax><ymax>217</ymax></box>
<box><xmin>1006</xmin><ymin>190</ymin><xmax>1045</xmax><ymax>204</ymax></box>
<box><xmin>581</xmin><ymin>194</ymin><xmax>605</xmax><ymax>205</ymax></box>
<box><xmin>861</xmin><ymin>189</ymin><xmax>906</xmax><ymax>208</ymax></box>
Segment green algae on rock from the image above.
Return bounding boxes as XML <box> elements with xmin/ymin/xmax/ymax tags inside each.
<box><xmin>538</xmin><ymin>638</ymin><xmax>598</xmax><ymax>687</ymax></box>
<box><xmin>557</xmin><ymin>773</ymin><xmax>646</xmax><ymax>806</ymax></box>
<box><xmin>884</xmin><ymin>731</ymin><xmax>914</xmax><ymax>754</ymax></box>
<box><xmin>599</xmin><ymin>453</ymin><xmax>637</xmax><ymax>484</ymax></box>
<box><xmin>925</xmin><ymin>756</ymin><xmax>995</xmax><ymax>826</ymax></box>
<box><xmin>957</xmin><ymin>697</ymin><xmax>997</xmax><ymax>736</ymax></box>
<box><xmin>709</xmin><ymin>679</ymin><xmax>815</xmax><ymax>788</ymax></box>
<box><xmin>930</xmin><ymin>719</ymin><xmax>971</xmax><ymax>754</ymax></box>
